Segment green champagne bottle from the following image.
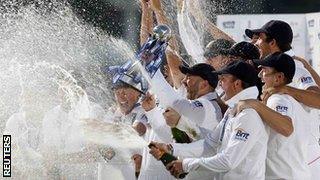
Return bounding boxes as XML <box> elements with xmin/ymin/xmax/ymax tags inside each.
<box><xmin>171</xmin><ymin>127</ymin><xmax>191</xmax><ymax>143</ymax></box>
<box><xmin>148</xmin><ymin>143</ymin><xmax>188</xmax><ymax>179</ymax></box>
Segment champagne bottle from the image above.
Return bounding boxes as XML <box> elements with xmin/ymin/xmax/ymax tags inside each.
<box><xmin>148</xmin><ymin>143</ymin><xmax>188</xmax><ymax>179</ymax></box>
<box><xmin>171</xmin><ymin>127</ymin><xmax>191</xmax><ymax>143</ymax></box>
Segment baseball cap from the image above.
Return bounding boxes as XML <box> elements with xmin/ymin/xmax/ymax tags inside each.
<box><xmin>221</xmin><ymin>41</ymin><xmax>260</xmax><ymax>60</ymax></box>
<box><xmin>245</xmin><ymin>20</ymin><xmax>293</xmax><ymax>45</ymax></box>
<box><xmin>179</xmin><ymin>63</ymin><xmax>219</xmax><ymax>88</ymax></box>
<box><xmin>203</xmin><ymin>39</ymin><xmax>234</xmax><ymax>59</ymax></box>
<box><xmin>213</xmin><ymin>61</ymin><xmax>258</xmax><ymax>87</ymax></box>
<box><xmin>254</xmin><ymin>52</ymin><xmax>295</xmax><ymax>83</ymax></box>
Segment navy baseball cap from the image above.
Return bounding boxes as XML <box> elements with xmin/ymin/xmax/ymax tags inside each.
<box><xmin>221</xmin><ymin>41</ymin><xmax>260</xmax><ymax>60</ymax></box>
<box><xmin>245</xmin><ymin>20</ymin><xmax>293</xmax><ymax>46</ymax></box>
<box><xmin>254</xmin><ymin>52</ymin><xmax>295</xmax><ymax>83</ymax></box>
<box><xmin>179</xmin><ymin>63</ymin><xmax>219</xmax><ymax>88</ymax></box>
<box><xmin>213</xmin><ymin>61</ymin><xmax>258</xmax><ymax>87</ymax></box>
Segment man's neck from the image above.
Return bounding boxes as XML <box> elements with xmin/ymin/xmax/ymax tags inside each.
<box><xmin>270</xmin><ymin>47</ymin><xmax>282</xmax><ymax>54</ymax></box>
<box><xmin>196</xmin><ymin>89</ymin><xmax>213</xmax><ymax>99</ymax></box>
<box><xmin>223</xmin><ymin>89</ymin><xmax>241</xmax><ymax>102</ymax></box>
<box><xmin>274</xmin><ymin>83</ymin><xmax>287</xmax><ymax>89</ymax></box>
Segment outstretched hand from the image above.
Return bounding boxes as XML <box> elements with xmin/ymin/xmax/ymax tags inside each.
<box><xmin>163</xmin><ymin>107</ymin><xmax>181</xmax><ymax>127</ymax></box>
<box><xmin>141</xmin><ymin>92</ymin><xmax>156</xmax><ymax>111</ymax></box>
<box><xmin>231</xmin><ymin>99</ymin><xmax>257</xmax><ymax>116</ymax></box>
<box><xmin>148</xmin><ymin>141</ymin><xmax>170</xmax><ymax>160</ymax></box>
<box><xmin>261</xmin><ymin>86</ymin><xmax>288</xmax><ymax>104</ymax></box>
<box><xmin>167</xmin><ymin>160</ymin><xmax>185</xmax><ymax>178</ymax></box>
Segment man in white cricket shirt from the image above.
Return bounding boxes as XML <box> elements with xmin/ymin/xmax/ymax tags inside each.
<box><xmin>151</xmin><ymin>63</ymin><xmax>223</xmax><ymax>139</ymax></box>
<box><xmin>246</xmin><ymin>20</ymin><xmax>320</xmax><ymax>179</ymax></box>
<box><xmin>150</xmin><ymin>61</ymin><xmax>269</xmax><ymax>180</ymax></box>
<box><xmin>238</xmin><ymin>52</ymin><xmax>311</xmax><ymax>179</ymax></box>
<box><xmin>149</xmin><ymin>63</ymin><xmax>223</xmax><ymax>180</ymax></box>
<box><xmin>245</xmin><ymin>20</ymin><xmax>320</xmax><ymax>105</ymax></box>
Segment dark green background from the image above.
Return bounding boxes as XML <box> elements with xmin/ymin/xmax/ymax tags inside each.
<box><xmin>2</xmin><ymin>0</ymin><xmax>319</xmax><ymax>45</ymax></box>
<box><xmin>66</xmin><ymin>0</ymin><xmax>320</xmax><ymax>45</ymax></box>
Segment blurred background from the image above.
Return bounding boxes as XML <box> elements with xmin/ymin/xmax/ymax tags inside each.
<box><xmin>53</xmin><ymin>0</ymin><xmax>320</xmax><ymax>45</ymax></box>
<box><xmin>3</xmin><ymin>0</ymin><xmax>319</xmax><ymax>47</ymax></box>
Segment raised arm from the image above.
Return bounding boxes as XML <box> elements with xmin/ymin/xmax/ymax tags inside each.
<box><xmin>151</xmin><ymin>69</ymin><xmax>182</xmax><ymax>107</ymax></box>
<box><xmin>150</xmin><ymin>0</ymin><xmax>179</xmax><ymax>51</ymax></box>
<box><xmin>165</xmin><ymin>48</ymin><xmax>185</xmax><ymax>88</ymax></box>
<box><xmin>149</xmin><ymin>0</ymin><xmax>190</xmax><ymax>89</ymax></box>
<box><xmin>188</xmin><ymin>0</ymin><xmax>235</xmax><ymax>42</ymax></box>
<box><xmin>140</xmin><ymin>0</ymin><xmax>153</xmax><ymax>45</ymax></box>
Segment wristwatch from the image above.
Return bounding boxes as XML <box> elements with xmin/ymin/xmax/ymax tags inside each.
<box><xmin>167</xmin><ymin>144</ymin><xmax>174</xmax><ymax>155</ymax></box>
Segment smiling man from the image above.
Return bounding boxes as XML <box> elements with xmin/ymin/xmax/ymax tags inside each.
<box><xmin>149</xmin><ymin>63</ymin><xmax>223</xmax><ymax>179</ymax></box>
<box><xmin>150</xmin><ymin>63</ymin><xmax>222</xmax><ymax>138</ymax></box>
<box><xmin>238</xmin><ymin>52</ymin><xmax>311</xmax><ymax>179</ymax></box>
<box><xmin>112</xmin><ymin>81</ymin><xmax>148</xmax><ymax>136</ymax></box>
<box><xmin>97</xmin><ymin>79</ymin><xmax>149</xmax><ymax>180</ymax></box>
<box><xmin>246</xmin><ymin>20</ymin><xmax>320</xmax><ymax>103</ymax></box>
<box><xmin>149</xmin><ymin>61</ymin><xmax>269</xmax><ymax>180</ymax></box>
<box><xmin>255</xmin><ymin>54</ymin><xmax>310</xmax><ymax>179</ymax></box>
<box><xmin>244</xmin><ymin>20</ymin><xmax>320</xmax><ymax>179</ymax></box>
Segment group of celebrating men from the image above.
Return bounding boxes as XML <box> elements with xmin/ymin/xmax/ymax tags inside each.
<box><xmin>109</xmin><ymin>0</ymin><xmax>320</xmax><ymax>180</ymax></box>
<box><xmin>4</xmin><ymin>0</ymin><xmax>320</xmax><ymax>179</ymax></box>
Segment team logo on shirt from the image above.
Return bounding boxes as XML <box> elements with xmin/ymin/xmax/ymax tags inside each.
<box><xmin>192</xmin><ymin>100</ymin><xmax>203</xmax><ymax>108</ymax></box>
<box><xmin>301</xmin><ymin>76</ymin><xmax>313</xmax><ymax>84</ymax></box>
<box><xmin>275</xmin><ymin>105</ymin><xmax>288</xmax><ymax>113</ymax></box>
<box><xmin>234</xmin><ymin>128</ymin><xmax>250</xmax><ymax>141</ymax></box>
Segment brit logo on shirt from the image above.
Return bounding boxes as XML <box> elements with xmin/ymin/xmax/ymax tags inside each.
<box><xmin>234</xmin><ymin>128</ymin><xmax>250</xmax><ymax>141</ymax></box>
<box><xmin>192</xmin><ymin>100</ymin><xmax>203</xmax><ymax>108</ymax></box>
<box><xmin>301</xmin><ymin>76</ymin><xmax>313</xmax><ymax>84</ymax></box>
<box><xmin>276</xmin><ymin>105</ymin><xmax>288</xmax><ymax>113</ymax></box>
